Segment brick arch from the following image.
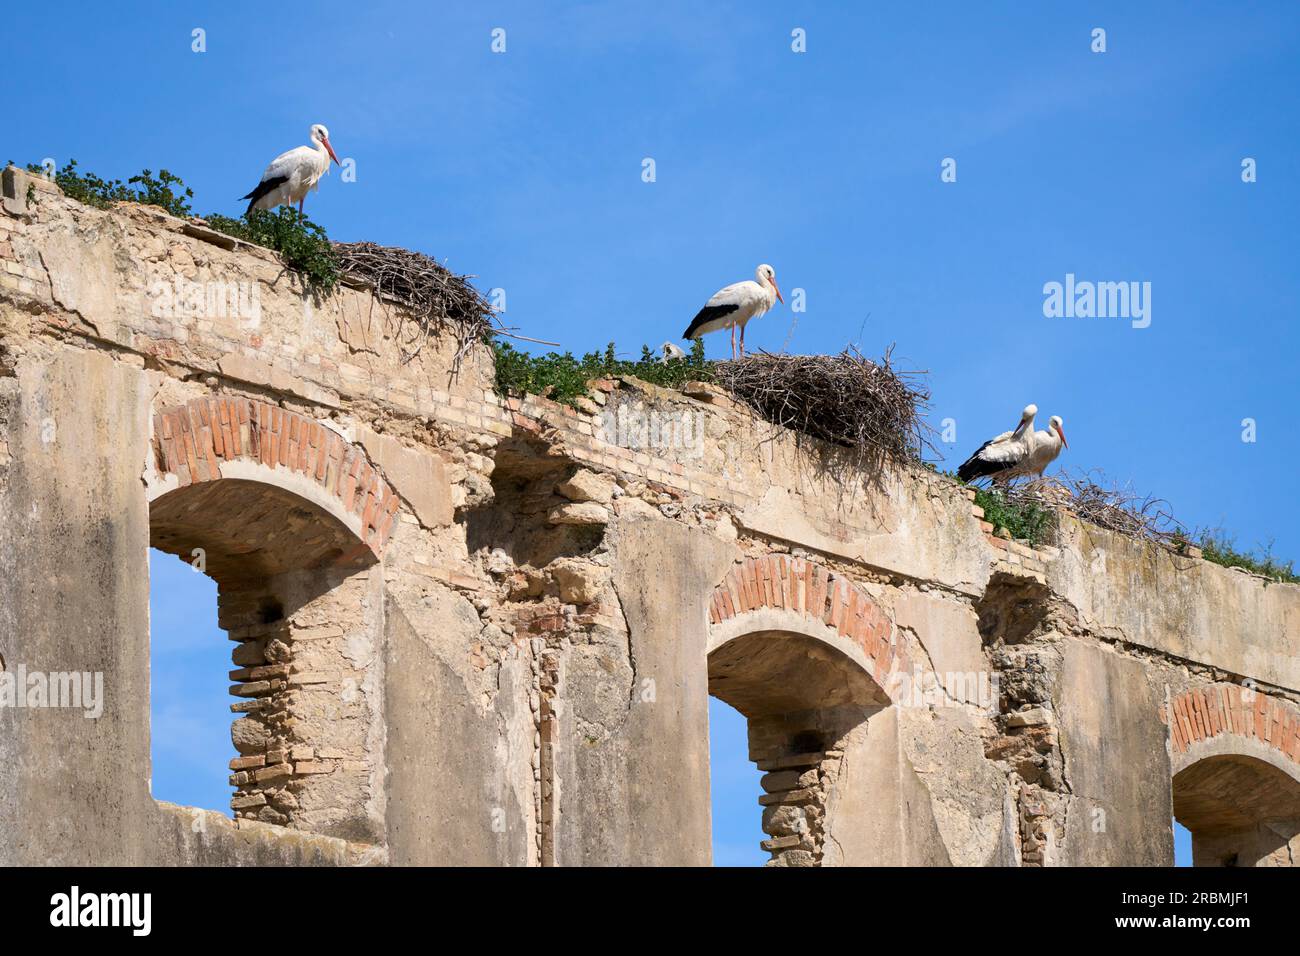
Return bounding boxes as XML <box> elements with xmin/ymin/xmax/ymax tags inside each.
<box><xmin>149</xmin><ymin>396</ymin><xmax>399</xmax><ymax>558</ymax></box>
<box><xmin>1166</xmin><ymin>684</ymin><xmax>1300</xmax><ymax>774</ymax></box>
<box><xmin>707</xmin><ymin>554</ymin><xmax>904</xmax><ymax>693</ymax></box>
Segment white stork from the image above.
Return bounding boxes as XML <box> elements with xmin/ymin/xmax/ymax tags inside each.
<box><xmin>659</xmin><ymin>341</ymin><xmax>687</xmax><ymax>363</ymax></box>
<box><xmin>957</xmin><ymin>404</ymin><xmax>1039</xmax><ymax>484</ymax></box>
<box><xmin>682</xmin><ymin>264</ymin><xmax>783</xmax><ymax>359</ymax></box>
<box><xmin>1025</xmin><ymin>415</ymin><xmax>1068</xmax><ymax>477</ymax></box>
<box><xmin>241</xmin><ymin>124</ymin><xmax>340</xmax><ymax>217</ymax></box>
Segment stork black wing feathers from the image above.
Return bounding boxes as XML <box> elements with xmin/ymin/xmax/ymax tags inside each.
<box><xmin>682</xmin><ymin>303</ymin><xmax>740</xmax><ymax>339</ymax></box>
<box><xmin>956</xmin><ymin>440</ymin><xmax>1002</xmax><ymax>482</ymax></box>
<box><xmin>240</xmin><ymin>175</ymin><xmax>289</xmax><ymax>216</ymax></box>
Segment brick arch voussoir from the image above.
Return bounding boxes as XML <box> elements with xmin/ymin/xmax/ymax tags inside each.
<box><xmin>150</xmin><ymin>396</ymin><xmax>399</xmax><ymax>557</ymax></box>
<box><xmin>1166</xmin><ymin>684</ymin><xmax>1300</xmax><ymax>773</ymax></box>
<box><xmin>707</xmin><ymin>554</ymin><xmax>904</xmax><ymax>696</ymax></box>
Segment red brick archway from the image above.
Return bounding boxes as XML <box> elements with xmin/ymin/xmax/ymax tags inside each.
<box><xmin>147</xmin><ymin>396</ymin><xmax>394</xmax><ymax>836</ymax></box>
<box><xmin>1167</xmin><ymin>685</ymin><xmax>1300</xmax><ymax>766</ymax></box>
<box><xmin>150</xmin><ymin>396</ymin><xmax>399</xmax><ymax>558</ymax></box>
<box><xmin>707</xmin><ymin>554</ymin><xmax>903</xmax><ymax>694</ymax></box>
<box><xmin>1166</xmin><ymin>685</ymin><xmax>1300</xmax><ymax>867</ymax></box>
<box><xmin>705</xmin><ymin>554</ymin><xmax>901</xmax><ymax>866</ymax></box>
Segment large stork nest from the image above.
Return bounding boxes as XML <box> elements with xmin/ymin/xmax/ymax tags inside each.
<box><xmin>332</xmin><ymin>241</ymin><xmax>496</xmax><ymax>367</ymax></box>
<box><xmin>713</xmin><ymin>347</ymin><xmax>933</xmax><ymax>464</ymax></box>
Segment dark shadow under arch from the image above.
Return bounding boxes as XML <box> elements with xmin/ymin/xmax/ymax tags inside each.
<box><xmin>708</xmin><ymin>630</ymin><xmax>889</xmax><ymax>719</ymax></box>
<box><xmin>1173</xmin><ymin>754</ymin><xmax>1300</xmax><ymax>866</ymax></box>
<box><xmin>148</xmin><ymin>474</ymin><xmax>381</xmax><ymax>841</ymax></box>
<box><xmin>151</xmin><ymin>477</ymin><xmax>373</xmax><ymax>587</ymax></box>
<box><xmin>706</xmin><ymin>628</ymin><xmax>889</xmax><ymax>867</ymax></box>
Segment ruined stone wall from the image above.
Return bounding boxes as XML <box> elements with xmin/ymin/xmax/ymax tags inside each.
<box><xmin>2</xmin><ymin>167</ymin><xmax>1298</xmax><ymax>867</ymax></box>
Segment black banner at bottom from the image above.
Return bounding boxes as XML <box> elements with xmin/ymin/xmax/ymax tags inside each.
<box><xmin>0</xmin><ymin>865</ymin><xmax>1281</xmax><ymax>941</ymax></box>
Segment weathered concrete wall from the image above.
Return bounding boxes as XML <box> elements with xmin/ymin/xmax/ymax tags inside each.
<box><xmin>1050</xmin><ymin>515</ymin><xmax>1300</xmax><ymax>691</ymax></box>
<box><xmin>0</xmin><ymin>346</ymin><xmax>154</xmax><ymax>865</ymax></box>
<box><xmin>147</xmin><ymin>803</ymin><xmax>382</xmax><ymax>866</ymax></box>
<box><xmin>1054</xmin><ymin>638</ymin><xmax>1173</xmax><ymax>866</ymax></box>
<box><xmin>383</xmin><ymin>592</ymin><xmax>534</xmax><ymax>865</ymax></box>
<box><xmin>3</xmin><ymin>168</ymin><xmax>1299</xmax><ymax>867</ymax></box>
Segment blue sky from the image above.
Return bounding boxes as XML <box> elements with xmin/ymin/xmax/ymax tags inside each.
<box><xmin>147</xmin><ymin>551</ymin><xmax>231</xmax><ymax>812</ymax></box>
<box><xmin>8</xmin><ymin>3</ymin><xmax>1296</xmax><ymax>557</ymax></box>
<box><xmin>11</xmin><ymin>2</ymin><xmax>1289</xmax><ymax>866</ymax></box>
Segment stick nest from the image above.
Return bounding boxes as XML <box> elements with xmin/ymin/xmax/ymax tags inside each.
<box><xmin>332</xmin><ymin>241</ymin><xmax>496</xmax><ymax>367</ymax></box>
<box><xmin>1007</xmin><ymin>469</ymin><xmax>1187</xmax><ymax>546</ymax></box>
<box><xmin>713</xmin><ymin>347</ymin><xmax>933</xmax><ymax>463</ymax></box>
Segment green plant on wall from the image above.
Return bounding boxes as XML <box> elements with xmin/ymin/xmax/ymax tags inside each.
<box><xmin>24</xmin><ymin>159</ymin><xmax>194</xmax><ymax>217</ymax></box>
<box><xmin>970</xmin><ymin>486</ymin><xmax>1055</xmax><ymax>546</ymax></box>
<box><xmin>20</xmin><ymin>160</ymin><xmax>338</xmax><ymax>294</ymax></box>
<box><xmin>204</xmin><ymin>208</ymin><xmax>340</xmax><ymax>295</ymax></box>
<box><xmin>1198</xmin><ymin>531</ymin><xmax>1298</xmax><ymax>584</ymax></box>
<box><xmin>492</xmin><ymin>339</ymin><xmax>713</xmax><ymax>406</ymax></box>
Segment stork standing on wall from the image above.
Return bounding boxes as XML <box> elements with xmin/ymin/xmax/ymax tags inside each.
<box><xmin>241</xmin><ymin>124</ymin><xmax>340</xmax><ymax>216</ymax></box>
<box><xmin>682</xmin><ymin>264</ymin><xmax>783</xmax><ymax>359</ymax></box>
<box><xmin>1025</xmin><ymin>415</ymin><xmax>1068</xmax><ymax>477</ymax></box>
<box><xmin>956</xmin><ymin>404</ymin><xmax>1040</xmax><ymax>484</ymax></box>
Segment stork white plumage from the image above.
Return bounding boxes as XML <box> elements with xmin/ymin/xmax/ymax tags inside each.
<box><xmin>659</xmin><ymin>341</ymin><xmax>687</xmax><ymax>363</ymax></box>
<box><xmin>1025</xmin><ymin>415</ymin><xmax>1068</xmax><ymax>477</ymax></box>
<box><xmin>956</xmin><ymin>404</ymin><xmax>1040</xmax><ymax>484</ymax></box>
<box><xmin>682</xmin><ymin>264</ymin><xmax>783</xmax><ymax>359</ymax></box>
<box><xmin>241</xmin><ymin>124</ymin><xmax>340</xmax><ymax>217</ymax></box>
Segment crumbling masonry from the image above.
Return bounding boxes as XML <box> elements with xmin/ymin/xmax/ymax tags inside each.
<box><xmin>2</xmin><ymin>167</ymin><xmax>1299</xmax><ymax>866</ymax></box>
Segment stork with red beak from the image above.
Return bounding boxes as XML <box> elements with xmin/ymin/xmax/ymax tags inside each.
<box><xmin>682</xmin><ymin>264</ymin><xmax>783</xmax><ymax>359</ymax></box>
<box><xmin>241</xmin><ymin>124</ymin><xmax>340</xmax><ymax>217</ymax></box>
<box><xmin>957</xmin><ymin>405</ymin><xmax>1069</xmax><ymax>484</ymax></box>
<box><xmin>1026</xmin><ymin>415</ymin><xmax>1068</xmax><ymax>477</ymax></box>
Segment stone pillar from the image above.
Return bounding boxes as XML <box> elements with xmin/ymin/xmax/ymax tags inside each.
<box><xmin>223</xmin><ymin>567</ymin><xmax>385</xmax><ymax>843</ymax></box>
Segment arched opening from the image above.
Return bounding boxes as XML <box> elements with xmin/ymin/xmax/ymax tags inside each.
<box><xmin>148</xmin><ymin>546</ymin><xmax>230</xmax><ymax>814</ymax></box>
<box><xmin>1173</xmin><ymin>754</ymin><xmax>1300</xmax><ymax>866</ymax></box>
<box><xmin>707</xmin><ymin>696</ymin><xmax>765</xmax><ymax>866</ymax></box>
<box><xmin>707</xmin><ymin>629</ymin><xmax>889</xmax><ymax>866</ymax></box>
<box><xmin>148</xmin><ymin>475</ymin><xmax>383</xmax><ymax>841</ymax></box>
